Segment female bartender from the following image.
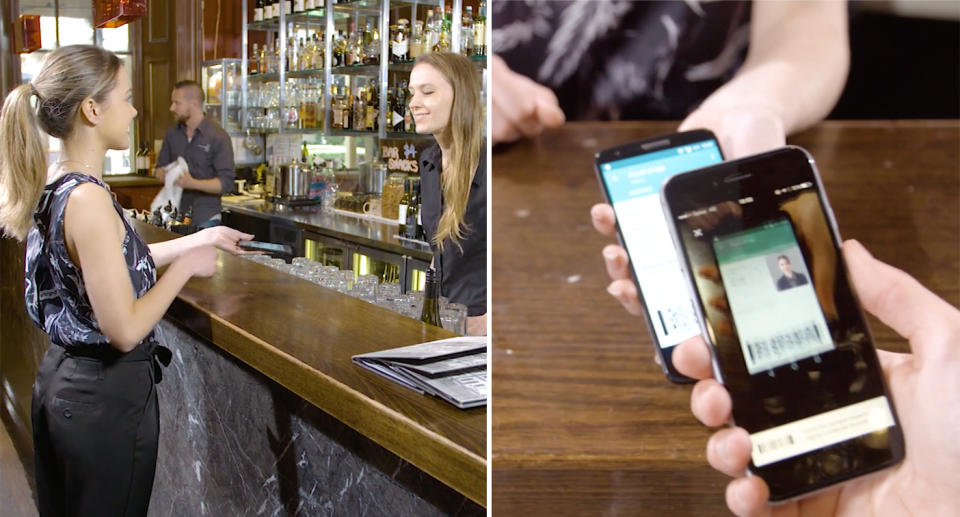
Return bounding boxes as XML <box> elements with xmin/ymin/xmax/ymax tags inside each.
<box><xmin>409</xmin><ymin>52</ymin><xmax>487</xmax><ymax>335</ymax></box>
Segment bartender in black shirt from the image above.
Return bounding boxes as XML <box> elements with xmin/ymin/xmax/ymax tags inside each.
<box><xmin>411</xmin><ymin>53</ymin><xmax>487</xmax><ymax>335</ymax></box>
<box><xmin>155</xmin><ymin>80</ymin><xmax>235</xmax><ymax>228</ymax></box>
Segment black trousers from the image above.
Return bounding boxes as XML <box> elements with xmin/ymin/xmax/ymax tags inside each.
<box><xmin>32</xmin><ymin>344</ymin><xmax>159</xmax><ymax>517</ymax></box>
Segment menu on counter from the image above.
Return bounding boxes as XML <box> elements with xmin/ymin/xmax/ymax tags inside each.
<box><xmin>352</xmin><ymin>336</ymin><xmax>487</xmax><ymax>409</ymax></box>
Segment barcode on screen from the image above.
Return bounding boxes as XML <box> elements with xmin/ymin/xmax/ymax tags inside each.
<box><xmin>657</xmin><ymin>305</ymin><xmax>697</xmax><ymax>337</ymax></box>
<box><xmin>756</xmin><ymin>434</ymin><xmax>795</xmax><ymax>454</ymax></box>
<box><xmin>744</xmin><ymin>322</ymin><xmax>824</xmax><ymax>364</ymax></box>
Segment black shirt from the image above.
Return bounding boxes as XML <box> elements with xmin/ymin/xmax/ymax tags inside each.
<box><xmin>156</xmin><ymin>117</ymin><xmax>235</xmax><ymax>224</ymax></box>
<box><xmin>493</xmin><ymin>0</ymin><xmax>751</xmax><ymax>120</ymax></box>
<box><xmin>419</xmin><ymin>142</ymin><xmax>487</xmax><ymax>316</ymax></box>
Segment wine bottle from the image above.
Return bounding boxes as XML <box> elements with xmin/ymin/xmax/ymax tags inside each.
<box><xmin>398</xmin><ymin>180</ymin><xmax>410</xmax><ymax>235</ymax></box>
<box><xmin>420</xmin><ymin>268</ymin><xmax>441</xmax><ymax>326</ymax></box>
<box><xmin>404</xmin><ymin>179</ymin><xmax>420</xmax><ymax>240</ymax></box>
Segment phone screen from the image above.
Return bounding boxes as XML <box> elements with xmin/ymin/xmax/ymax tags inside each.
<box><xmin>663</xmin><ymin>147</ymin><xmax>903</xmax><ymax>499</ymax></box>
<box><xmin>713</xmin><ymin>219</ymin><xmax>834</xmax><ymax>375</ymax></box>
<box><xmin>598</xmin><ymin>136</ymin><xmax>722</xmax><ymax>351</ymax></box>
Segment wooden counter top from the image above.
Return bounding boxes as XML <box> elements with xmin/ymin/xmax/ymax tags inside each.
<box><xmin>222</xmin><ymin>198</ymin><xmax>433</xmax><ymax>261</ymax></box>
<box><xmin>137</xmin><ymin>221</ymin><xmax>485</xmax><ymax>505</ymax></box>
<box><xmin>104</xmin><ymin>174</ymin><xmax>164</xmax><ymax>187</ymax></box>
<box><xmin>491</xmin><ymin>120</ymin><xmax>959</xmax><ymax>515</ymax></box>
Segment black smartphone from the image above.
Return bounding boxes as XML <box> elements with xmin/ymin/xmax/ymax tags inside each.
<box><xmin>661</xmin><ymin>146</ymin><xmax>904</xmax><ymax>502</ymax></box>
<box><xmin>239</xmin><ymin>240</ymin><xmax>293</xmax><ymax>255</ymax></box>
<box><xmin>594</xmin><ymin>129</ymin><xmax>724</xmax><ymax>383</ymax></box>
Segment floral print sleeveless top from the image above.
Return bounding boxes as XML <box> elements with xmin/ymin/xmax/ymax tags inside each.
<box><xmin>25</xmin><ymin>173</ymin><xmax>159</xmax><ymax>350</ymax></box>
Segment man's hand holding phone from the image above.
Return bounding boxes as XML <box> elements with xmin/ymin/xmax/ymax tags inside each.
<box><xmin>674</xmin><ymin>240</ymin><xmax>960</xmax><ymax>517</ymax></box>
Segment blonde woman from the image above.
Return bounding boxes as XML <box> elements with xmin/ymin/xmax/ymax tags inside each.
<box><xmin>410</xmin><ymin>52</ymin><xmax>486</xmax><ymax>336</ymax></box>
<box><xmin>0</xmin><ymin>45</ymin><xmax>252</xmax><ymax>515</ymax></box>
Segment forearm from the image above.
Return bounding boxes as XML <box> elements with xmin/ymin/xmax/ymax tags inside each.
<box><xmin>148</xmin><ymin>232</ymin><xmax>203</xmax><ymax>267</ymax></box>
<box><xmin>107</xmin><ymin>259</ymin><xmax>195</xmax><ymax>352</ymax></box>
<box><xmin>699</xmin><ymin>1</ymin><xmax>849</xmax><ymax>135</ymax></box>
<box><xmin>186</xmin><ymin>176</ymin><xmax>226</xmax><ymax>195</ymax></box>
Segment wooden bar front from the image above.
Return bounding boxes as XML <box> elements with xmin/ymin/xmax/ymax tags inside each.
<box><xmin>491</xmin><ymin>121</ymin><xmax>959</xmax><ymax>515</ymax></box>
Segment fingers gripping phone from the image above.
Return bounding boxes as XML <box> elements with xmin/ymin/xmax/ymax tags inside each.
<box><xmin>661</xmin><ymin>146</ymin><xmax>904</xmax><ymax>502</ymax></box>
<box><xmin>594</xmin><ymin>129</ymin><xmax>724</xmax><ymax>382</ymax></box>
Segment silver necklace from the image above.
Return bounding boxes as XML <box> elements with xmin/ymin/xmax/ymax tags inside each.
<box><xmin>54</xmin><ymin>159</ymin><xmax>96</xmax><ymax>173</ymax></box>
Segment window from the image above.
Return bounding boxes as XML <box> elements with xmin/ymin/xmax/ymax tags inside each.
<box><xmin>19</xmin><ymin>0</ymin><xmax>134</xmax><ymax>175</ymax></box>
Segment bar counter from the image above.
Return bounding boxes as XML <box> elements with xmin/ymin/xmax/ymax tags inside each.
<box><xmin>0</xmin><ymin>219</ymin><xmax>485</xmax><ymax>515</ymax></box>
<box><xmin>491</xmin><ymin>120</ymin><xmax>959</xmax><ymax>515</ymax></box>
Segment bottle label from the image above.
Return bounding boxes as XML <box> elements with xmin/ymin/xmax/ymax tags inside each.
<box><xmin>391</xmin><ymin>39</ymin><xmax>408</xmax><ymax>58</ymax></box>
<box><xmin>286</xmin><ymin>1</ymin><xmax>293</xmax><ymax>15</ymax></box>
<box><xmin>254</xmin><ymin>7</ymin><xmax>263</xmax><ymax>22</ymax></box>
<box><xmin>295</xmin><ymin>0</ymin><xmax>304</xmax><ymax>11</ymax></box>
<box><xmin>398</xmin><ymin>204</ymin><xmax>408</xmax><ymax>223</ymax></box>
<box><xmin>305</xmin><ymin>0</ymin><xmax>315</xmax><ymax>9</ymax></box>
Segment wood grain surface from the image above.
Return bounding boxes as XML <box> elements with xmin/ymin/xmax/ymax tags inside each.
<box><xmin>491</xmin><ymin>121</ymin><xmax>959</xmax><ymax>515</ymax></box>
<box><xmin>135</xmin><ymin>222</ymin><xmax>486</xmax><ymax>505</ymax></box>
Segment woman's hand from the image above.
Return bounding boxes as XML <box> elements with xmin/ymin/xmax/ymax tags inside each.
<box><xmin>679</xmin><ymin>104</ymin><xmax>786</xmax><ymax>159</ymax></box>
<box><xmin>674</xmin><ymin>240</ymin><xmax>960</xmax><ymax>517</ymax></box>
<box><xmin>197</xmin><ymin>226</ymin><xmax>255</xmax><ymax>255</ymax></box>
<box><xmin>491</xmin><ymin>54</ymin><xmax>566</xmax><ymax>144</ymax></box>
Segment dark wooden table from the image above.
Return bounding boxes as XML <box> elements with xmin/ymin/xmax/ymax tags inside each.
<box><xmin>491</xmin><ymin>121</ymin><xmax>959</xmax><ymax>515</ymax></box>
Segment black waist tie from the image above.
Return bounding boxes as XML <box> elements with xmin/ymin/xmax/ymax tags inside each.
<box><xmin>61</xmin><ymin>342</ymin><xmax>172</xmax><ymax>384</ymax></box>
<box><xmin>150</xmin><ymin>345</ymin><xmax>172</xmax><ymax>384</ymax></box>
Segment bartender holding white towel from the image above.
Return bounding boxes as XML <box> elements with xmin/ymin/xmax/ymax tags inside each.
<box><xmin>155</xmin><ymin>80</ymin><xmax>234</xmax><ymax>228</ymax></box>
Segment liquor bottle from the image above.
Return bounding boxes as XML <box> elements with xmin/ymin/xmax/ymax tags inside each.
<box><xmin>366</xmin><ymin>25</ymin><xmax>380</xmax><ymax>65</ymax></box>
<box><xmin>354</xmin><ymin>86</ymin><xmax>366</xmax><ymax>130</ymax></box>
<box><xmin>424</xmin><ymin>10</ymin><xmax>437</xmax><ymax>52</ymax></box>
<box><xmin>250</xmin><ymin>43</ymin><xmax>259</xmax><ymax>75</ymax></box>
<box><xmin>404</xmin><ymin>179</ymin><xmax>420</xmax><ymax>240</ymax></box>
<box><xmin>254</xmin><ymin>0</ymin><xmax>264</xmax><ymax>22</ymax></box>
<box><xmin>301</xmin><ymin>140</ymin><xmax>309</xmax><ymax>163</ymax></box>
<box><xmin>271</xmin><ymin>36</ymin><xmax>281</xmax><ymax>73</ymax></box>
<box><xmin>365</xmin><ymin>82</ymin><xmax>378</xmax><ymax>130</ymax></box>
<box><xmin>390</xmin><ymin>20</ymin><xmax>409</xmax><ymax>63</ymax></box>
<box><xmin>135</xmin><ymin>143</ymin><xmax>146</xmax><ymax>175</ymax></box>
<box><xmin>345</xmin><ymin>29</ymin><xmax>358</xmax><ymax>66</ymax></box>
<box><xmin>391</xmin><ymin>81</ymin><xmax>405</xmax><ymax>131</ymax></box>
<box><xmin>285</xmin><ymin>0</ymin><xmax>293</xmax><ymax>16</ymax></box>
<box><xmin>410</xmin><ymin>20</ymin><xmax>424</xmax><ymax>59</ymax></box>
<box><xmin>432</xmin><ymin>28</ymin><xmax>450</xmax><ymax>53</ymax></box>
<box><xmin>398</xmin><ymin>180</ymin><xmax>410</xmax><ymax>234</ymax></box>
<box><xmin>474</xmin><ymin>1</ymin><xmax>486</xmax><ymax>56</ymax></box>
<box><xmin>341</xmin><ymin>85</ymin><xmax>352</xmax><ymax>130</ymax></box>
<box><xmin>287</xmin><ymin>24</ymin><xmax>297</xmax><ymax>71</ymax></box>
<box><xmin>259</xmin><ymin>42</ymin><xmax>268</xmax><ymax>74</ymax></box>
<box><xmin>269</xmin><ymin>0</ymin><xmax>279</xmax><ymax>20</ymax></box>
<box><xmin>419</xmin><ymin>268</ymin><xmax>441</xmax><ymax>326</ymax></box>
<box><xmin>331</xmin><ymin>85</ymin><xmax>343</xmax><ymax>129</ymax></box>
<box><xmin>461</xmin><ymin>6</ymin><xmax>474</xmax><ymax>56</ymax></box>
<box><xmin>416</xmin><ymin>196</ymin><xmax>423</xmax><ymax>240</ymax></box>
<box><xmin>333</xmin><ymin>31</ymin><xmax>344</xmax><ymax>67</ymax></box>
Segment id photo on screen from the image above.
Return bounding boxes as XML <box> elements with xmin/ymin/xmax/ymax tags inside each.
<box><xmin>771</xmin><ymin>252</ymin><xmax>810</xmax><ymax>292</ymax></box>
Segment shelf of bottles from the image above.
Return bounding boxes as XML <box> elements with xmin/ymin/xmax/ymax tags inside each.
<box><xmin>241</xmin><ymin>0</ymin><xmax>487</xmax><ymax>139</ymax></box>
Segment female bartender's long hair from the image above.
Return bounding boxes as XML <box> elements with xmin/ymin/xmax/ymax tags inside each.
<box><xmin>414</xmin><ymin>52</ymin><xmax>482</xmax><ymax>252</ymax></box>
<box><xmin>0</xmin><ymin>45</ymin><xmax>120</xmax><ymax>240</ymax></box>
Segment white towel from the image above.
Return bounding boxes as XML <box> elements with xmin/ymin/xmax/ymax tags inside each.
<box><xmin>149</xmin><ymin>157</ymin><xmax>188</xmax><ymax>213</ymax></box>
